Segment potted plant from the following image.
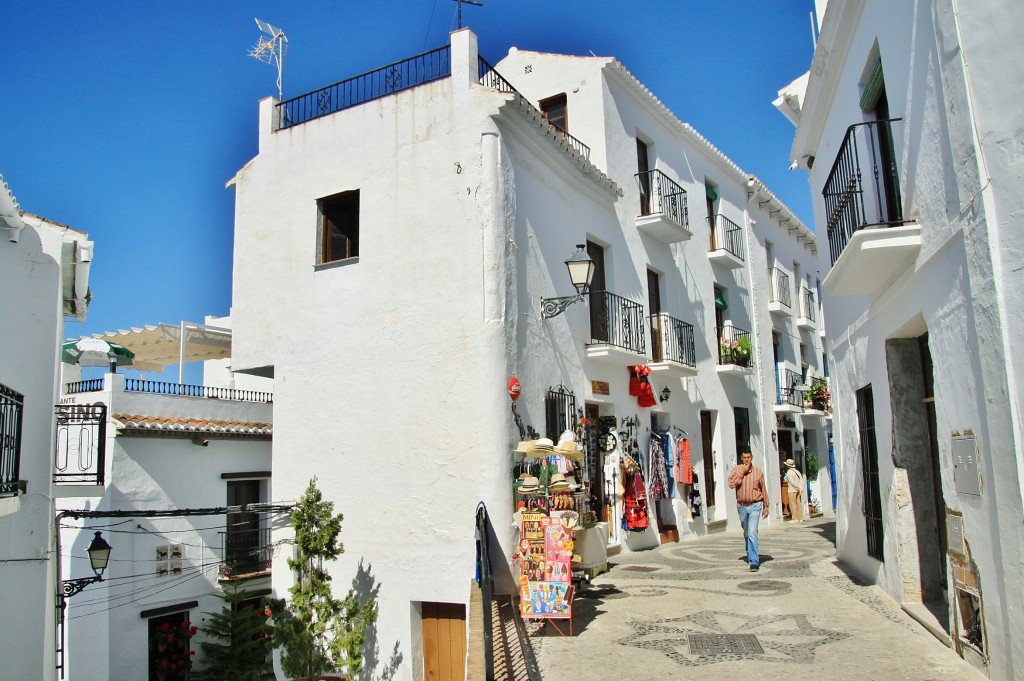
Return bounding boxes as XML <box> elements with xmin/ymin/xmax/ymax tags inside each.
<box><xmin>808</xmin><ymin>381</ymin><xmax>830</xmax><ymax>411</ymax></box>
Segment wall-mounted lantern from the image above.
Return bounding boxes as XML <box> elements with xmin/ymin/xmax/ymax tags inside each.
<box><xmin>660</xmin><ymin>386</ymin><xmax>672</xmax><ymax>403</ymax></box>
<box><xmin>541</xmin><ymin>244</ymin><xmax>596</xmax><ymax>319</ymax></box>
<box><xmin>62</xmin><ymin>531</ymin><xmax>112</xmax><ymax>599</ymax></box>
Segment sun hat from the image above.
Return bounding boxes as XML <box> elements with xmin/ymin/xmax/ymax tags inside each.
<box><xmin>515</xmin><ymin>440</ymin><xmax>535</xmax><ymax>454</ymax></box>
<box><xmin>517</xmin><ymin>476</ymin><xmax>540</xmax><ymax>493</ymax></box>
<box><xmin>555</xmin><ymin>439</ymin><xmax>583</xmax><ymax>461</ymax></box>
<box><xmin>525</xmin><ymin>438</ymin><xmax>556</xmax><ymax>458</ymax></box>
<box><xmin>784</xmin><ymin>459</ymin><xmax>797</xmax><ymax>468</ymax></box>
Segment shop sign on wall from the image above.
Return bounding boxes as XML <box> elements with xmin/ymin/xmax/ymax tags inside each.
<box><xmin>591</xmin><ymin>381</ymin><xmax>610</xmax><ymax>395</ymax></box>
<box><xmin>518</xmin><ymin>512</ymin><xmax>574</xmax><ymax>619</ymax></box>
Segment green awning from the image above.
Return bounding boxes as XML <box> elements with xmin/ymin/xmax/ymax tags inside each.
<box><xmin>706</xmin><ymin>184</ymin><xmax>719</xmax><ymax>202</ymax></box>
<box><xmin>860</xmin><ymin>60</ymin><xmax>885</xmax><ymax>112</ymax></box>
<box><xmin>714</xmin><ymin>290</ymin><xmax>728</xmax><ymax>309</ymax></box>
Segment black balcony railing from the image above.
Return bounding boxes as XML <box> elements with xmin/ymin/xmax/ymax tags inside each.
<box><xmin>777</xmin><ymin>369</ymin><xmax>804</xmax><ymax>408</ymax></box>
<box><xmin>800</xmin><ymin>286</ymin><xmax>816</xmax><ymax>322</ymax></box>
<box><xmin>276</xmin><ymin>45</ymin><xmax>451</xmax><ymax>130</ymax></box>
<box><xmin>822</xmin><ymin>118</ymin><xmax>904</xmax><ymax>264</ymax></box>
<box><xmin>716</xmin><ymin>325</ymin><xmax>753</xmax><ymax>367</ymax></box>
<box><xmin>219</xmin><ymin>526</ymin><xmax>273</xmax><ymax>578</ymax></box>
<box><xmin>769</xmin><ymin>268</ymin><xmax>792</xmax><ymax>308</ymax></box>
<box><xmin>123</xmin><ymin>379</ymin><xmax>273</xmax><ymax>403</ymax></box>
<box><xmin>64</xmin><ymin>379</ymin><xmax>105</xmax><ymax>394</ymax></box>
<box><xmin>649</xmin><ymin>313</ymin><xmax>696</xmax><ymax>368</ymax></box>
<box><xmin>635</xmin><ymin>169</ymin><xmax>688</xmax><ymax>229</ymax></box>
<box><xmin>0</xmin><ymin>382</ymin><xmax>24</xmax><ymax>497</ymax></box>
<box><xmin>589</xmin><ymin>291</ymin><xmax>646</xmax><ymax>355</ymax></box>
<box><xmin>707</xmin><ymin>214</ymin><xmax>744</xmax><ymax>260</ymax></box>
<box><xmin>54</xmin><ymin>404</ymin><xmax>106</xmax><ymax>485</ymax></box>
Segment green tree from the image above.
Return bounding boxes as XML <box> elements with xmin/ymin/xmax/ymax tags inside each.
<box><xmin>275</xmin><ymin>478</ymin><xmax>378</xmax><ymax>680</ymax></box>
<box><xmin>193</xmin><ymin>584</ymin><xmax>276</xmax><ymax>681</ymax></box>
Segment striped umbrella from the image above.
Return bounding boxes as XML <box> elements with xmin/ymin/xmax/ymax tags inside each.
<box><xmin>61</xmin><ymin>338</ymin><xmax>135</xmax><ymax>368</ymax></box>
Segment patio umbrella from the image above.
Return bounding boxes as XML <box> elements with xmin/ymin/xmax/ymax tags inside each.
<box><xmin>62</xmin><ymin>338</ymin><xmax>135</xmax><ymax>369</ymax></box>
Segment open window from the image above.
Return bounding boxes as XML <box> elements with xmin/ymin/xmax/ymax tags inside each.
<box><xmin>318</xmin><ymin>190</ymin><xmax>359</xmax><ymax>264</ymax></box>
<box><xmin>539</xmin><ymin>93</ymin><xmax>568</xmax><ymax>132</ymax></box>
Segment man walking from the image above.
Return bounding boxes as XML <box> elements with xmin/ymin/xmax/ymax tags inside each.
<box><xmin>728</xmin><ymin>450</ymin><xmax>769</xmax><ymax>571</ymax></box>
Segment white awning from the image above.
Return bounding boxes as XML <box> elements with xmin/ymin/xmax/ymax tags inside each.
<box><xmin>76</xmin><ymin>321</ymin><xmax>231</xmax><ymax>373</ymax></box>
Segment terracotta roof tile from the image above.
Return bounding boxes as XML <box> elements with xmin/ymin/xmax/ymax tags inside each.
<box><xmin>112</xmin><ymin>414</ymin><xmax>272</xmax><ymax>437</ymax></box>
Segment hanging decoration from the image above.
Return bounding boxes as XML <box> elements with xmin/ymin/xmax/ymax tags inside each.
<box><xmin>508</xmin><ymin>376</ymin><xmax>521</xmax><ymax>401</ymax></box>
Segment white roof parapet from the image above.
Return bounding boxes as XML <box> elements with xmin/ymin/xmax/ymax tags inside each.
<box><xmin>493</xmin><ymin>91</ymin><xmax>622</xmax><ymax>197</ymax></box>
<box><xmin>746</xmin><ymin>175</ymin><xmax>816</xmax><ymax>249</ymax></box>
<box><xmin>0</xmin><ymin>173</ymin><xmax>26</xmax><ymax>243</ymax></box>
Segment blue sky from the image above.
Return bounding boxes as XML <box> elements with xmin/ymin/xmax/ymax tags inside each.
<box><xmin>4</xmin><ymin>1</ymin><xmax>817</xmax><ymax>353</ymax></box>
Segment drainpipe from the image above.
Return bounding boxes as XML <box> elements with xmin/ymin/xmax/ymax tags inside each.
<box><xmin>1</xmin><ymin>174</ymin><xmax>25</xmax><ymax>243</ymax></box>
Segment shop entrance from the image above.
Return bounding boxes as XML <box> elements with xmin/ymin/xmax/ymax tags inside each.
<box><xmin>421</xmin><ymin>602</ymin><xmax>466</xmax><ymax>681</ymax></box>
<box><xmin>585</xmin><ymin>404</ymin><xmax>605</xmax><ymax>520</ymax></box>
<box><xmin>777</xmin><ymin>429</ymin><xmax>793</xmax><ymax>518</ymax></box>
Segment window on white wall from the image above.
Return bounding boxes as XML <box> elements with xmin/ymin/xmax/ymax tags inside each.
<box><xmin>318</xmin><ymin>190</ymin><xmax>359</xmax><ymax>264</ymax></box>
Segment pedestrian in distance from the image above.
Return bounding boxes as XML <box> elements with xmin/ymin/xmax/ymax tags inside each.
<box><xmin>727</xmin><ymin>449</ymin><xmax>769</xmax><ymax>571</ymax></box>
<box><xmin>785</xmin><ymin>458</ymin><xmax>805</xmax><ymax>523</ymax></box>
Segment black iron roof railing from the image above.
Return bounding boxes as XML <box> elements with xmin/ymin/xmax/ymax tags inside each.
<box><xmin>708</xmin><ymin>214</ymin><xmax>744</xmax><ymax>260</ymax></box>
<box><xmin>124</xmin><ymin>379</ymin><xmax>273</xmax><ymax>403</ymax></box>
<box><xmin>822</xmin><ymin>118</ymin><xmax>904</xmax><ymax>264</ymax></box>
<box><xmin>0</xmin><ymin>382</ymin><xmax>24</xmax><ymax>497</ymax></box>
<box><xmin>277</xmin><ymin>45</ymin><xmax>452</xmax><ymax>130</ymax></box>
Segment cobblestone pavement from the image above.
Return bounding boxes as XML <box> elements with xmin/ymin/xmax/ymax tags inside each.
<box><xmin>528</xmin><ymin>519</ymin><xmax>984</xmax><ymax>680</ymax></box>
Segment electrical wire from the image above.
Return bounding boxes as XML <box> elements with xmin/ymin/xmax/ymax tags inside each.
<box><xmin>422</xmin><ymin>0</ymin><xmax>439</xmax><ymax>51</ymax></box>
<box><xmin>69</xmin><ymin>567</ymin><xmax>214</xmax><ymax>620</ymax></box>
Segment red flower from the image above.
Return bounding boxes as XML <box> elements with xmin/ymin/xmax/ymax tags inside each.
<box><xmin>160</xmin><ymin>623</ymin><xmax>170</xmax><ymax>633</ymax></box>
<box><xmin>166</xmin><ymin>634</ymin><xmax>174</xmax><ymax>642</ymax></box>
<box><xmin>189</xmin><ymin>650</ymin><xmax>196</xmax><ymax>656</ymax></box>
<box><xmin>189</xmin><ymin>626</ymin><xmax>198</xmax><ymax>635</ymax></box>
<box><xmin>265</xmin><ymin>608</ymin><xmax>272</xmax><ymax>617</ymax></box>
<box><xmin>581</xmin><ymin>418</ymin><xmax>590</xmax><ymax>426</ymax></box>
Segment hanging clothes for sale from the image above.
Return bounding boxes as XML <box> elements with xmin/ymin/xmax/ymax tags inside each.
<box><xmin>664</xmin><ymin>432</ymin><xmax>675</xmax><ymax>498</ymax></box>
<box><xmin>648</xmin><ymin>435</ymin><xmax>670</xmax><ymax>501</ymax></box>
<box><xmin>675</xmin><ymin>437</ymin><xmax>693</xmax><ymax>485</ymax></box>
<box><xmin>622</xmin><ymin>470</ymin><xmax>649</xmax><ymax>531</ymax></box>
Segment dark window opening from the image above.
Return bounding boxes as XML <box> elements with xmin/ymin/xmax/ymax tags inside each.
<box><xmin>539</xmin><ymin>94</ymin><xmax>568</xmax><ymax>132</ymax></box>
<box><xmin>856</xmin><ymin>385</ymin><xmax>884</xmax><ymax>561</ymax></box>
<box><xmin>319</xmin><ymin>190</ymin><xmax>360</xmax><ymax>263</ymax></box>
<box><xmin>733</xmin><ymin>407</ymin><xmax>750</xmax><ymax>465</ymax></box>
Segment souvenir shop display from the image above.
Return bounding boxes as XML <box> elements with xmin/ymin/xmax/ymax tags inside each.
<box><xmin>516</xmin><ymin>510</ymin><xmax>578</xmax><ymax>622</ymax></box>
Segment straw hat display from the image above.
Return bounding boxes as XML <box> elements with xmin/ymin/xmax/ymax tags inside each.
<box><xmin>517</xmin><ymin>476</ymin><xmax>540</xmax><ymax>494</ymax></box>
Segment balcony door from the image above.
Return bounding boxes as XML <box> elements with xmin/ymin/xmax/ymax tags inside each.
<box><xmin>587</xmin><ymin>241</ymin><xmax>607</xmax><ymax>342</ymax></box>
<box><xmin>637</xmin><ymin>139</ymin><xmax>651</xmax><ymax>216</ymax></box>
<box><xmin>227</xmin><ymin>480</ymin><xmax>261</xmax><ymax>574</ymax></box>
<box><xmin>700</xmin><ymin>411</ymin><xmax>715</xmax><ymax>508</ymax></box>
<box><xmin>648</xmin><ymin>269</ymin><xmax>662</xmax><ymax>361</ymax></box>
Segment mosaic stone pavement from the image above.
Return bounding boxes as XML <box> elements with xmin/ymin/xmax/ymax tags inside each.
<box><xmin>528</xmin><ymin>519</ymin><xmax>984</xmax><ymax>681</ymax></box>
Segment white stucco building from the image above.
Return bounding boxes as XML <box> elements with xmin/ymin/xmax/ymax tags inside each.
<box><xmin>55</xmin><ymin>318</ymin><xmax>275</xmax><ymax>680</ymax></box>
<box><xmin>0</xmin><ymin>175</ymin><xmax>93</xmax><ymax>681</ymax></box>
<box><xmin>779</xmin><ymin>0</ymin><xmax>1024</xmax><ymax>676</ymax></box>
<box><xmin>228</xmin><ymin>29</ymin><xmax>827</xmax><ymax>680</ymax></box>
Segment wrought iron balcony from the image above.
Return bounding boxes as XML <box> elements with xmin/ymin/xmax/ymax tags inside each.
<box><xmin>822</xmin><ymin>118</ymin><xmax>904</xmax><ymax>265</ymax></box>
<box><xmin>219</xmin><ymin>526</ymin><xmax>273</xmax><ymax>579</ymax></box>
<box><xmin>589</xmin><ymin>291</ymin><xmax>646</xmax><ymax>355</ymax></box>
<box><xmin>277</xmin><ymin>45</ymin><xmax>451</xmax><ymax>130</ymax></box>
<box><xmin>635</xmin><ymin>169</ymin><xmax>689</xmax><ymax>230</ymax></box>
<box><xmin>798</xmin><ymin>286</ymin><xmax>817</xmax><ymax>324</ymax></box>
<box><xmin>54</xmin><ymin>404</ymin><xmax>106</xmax><ymax>485</ymax></box>
<box><xmin>769</xmin><ymin>268</ymin><xmax>793</xmax><ymax>310</ymax></box>
<box><xmin>649</xmin><ymin>313</ymin><xmax>696</xmax><ymax>368</ymax></box>
<box><xmin>776</xmin><ymin>368</ymin><xmax>805</xmax><ymax>408</ymax></box>
<box><xmin>1</xmin><ymin>382</ymin><xmax>24</xmax><ymax>498</ymax></box>
<box><xmin>716</xmin><ymin>325</ymin><xmax>753</xmax><ymax>368</ymax></box>
<box><xmin>707</xmin><ymin>214</ymin><xmax>744</xmax><ymax>262</ymax></box>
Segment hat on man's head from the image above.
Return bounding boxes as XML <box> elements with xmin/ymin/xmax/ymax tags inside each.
<box><xmin>784</xmin><ymin>459</ymin><xmax>797</xmax><ymax>468</ymax></box>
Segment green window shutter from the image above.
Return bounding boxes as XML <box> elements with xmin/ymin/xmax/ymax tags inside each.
<box><xmin>714</xmin><ymin>290</ymin><xmax>728</xmax><ymax>309</ymax></box>
<box><xmin>705</xmin><ymin>184</ymin><xmax>719</xmax><ymax>202</ymax></box>
<box><xmin>860</xmin><ymin>61</ymin><xmax>885</xmax><ymax>112</ymax></box>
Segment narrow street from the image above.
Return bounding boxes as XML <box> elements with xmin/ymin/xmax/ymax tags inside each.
<box><xmin>528</xmin><ymin>519</ymin><xmax>983</xmax><ymax>680</ymax></box>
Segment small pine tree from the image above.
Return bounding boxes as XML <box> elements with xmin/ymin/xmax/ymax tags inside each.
<box><xmin>192</xmin><ymin>583</ymin><xmax>276</xmax><ymax>681</ymax></box>
<box><xmin>275</xmin><ymin>478</ymin><xmax>378</xmax><ymax>680</ymax></box>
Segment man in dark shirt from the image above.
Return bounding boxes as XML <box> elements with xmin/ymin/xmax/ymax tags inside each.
<box><xmin>727</xmin><ymin>449</ymin><xmax>770</xmax><ymax>571</ymax></box>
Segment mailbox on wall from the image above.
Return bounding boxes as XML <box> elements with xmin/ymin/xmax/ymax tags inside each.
<box><xmin>952</xmin><ymin>435</ymin><xmax>981</xmax><ymax>496</ymax></box>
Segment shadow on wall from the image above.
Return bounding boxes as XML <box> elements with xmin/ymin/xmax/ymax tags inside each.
<box><xmin>354</xmin><ymin>560</ymin><xmax>402</xmax><ymax>681</ymax></box>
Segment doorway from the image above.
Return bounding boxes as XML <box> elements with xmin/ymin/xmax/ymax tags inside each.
<box><xmin>778</xmin><ymin>430</ymin><xmax>793</xmax><ymax>518</ymax></box>
<box><xmin>587</xmin><ymin>240</ymin><xmax>607</xmax><ymax>343</ymax></box>
<box><xmin>699</xmin><ymin>411</ymin><xmax>715</xmax><ymax>508</ymax></box>
<box><xmin>421</xmin><ymin>602</ymin><xmax>466</xmax><ymax>681</ymax></box>
<box><xmin>648</xmin><ymin>269</ymin><xmax>662</xmax><ymax>361</ymax></box>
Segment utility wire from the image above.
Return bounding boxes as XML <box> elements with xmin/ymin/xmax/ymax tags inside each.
<box><xmin>69</xmin><ymin>568</ymin><xmax>214</xmax><ymax>620</ymax></box>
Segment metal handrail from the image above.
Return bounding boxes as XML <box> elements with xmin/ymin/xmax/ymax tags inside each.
<box><xmin>707</xmin><ymin>214</ymin><xmax>744</xmax><ymax>260</ymax></box>
<box><xmin>777</xmin><ymin>368</ymin><xmax>804</xmax><ymax>407</ymax></box>
<box><xmin>769</xmin><ymin>268</ymin><xmax>792</xmax><ymax>308</ymax></box>
<box><xmin>123</xmin><ymin>379</ymin><xmax>273</xmax><ymax>403</ymax></box>
<box><xmin>0</xmin><ymin>382</ymin><xmax>24</xmax><ymax>497</ymax></box>
<box><xmin>635</xmin><ymin>169</ymin><xmax>689</xmax><ymax>229</ymax></box>
<box><xmin>589</xmin><ymin>291</ymin><xmax>646</xmax><ymax>355</ymax></box>
<box><xmin>476</xmin><ymin>503</ymin><xmax>495</xmax><ymax>680</ymax></box>
<box><xmin>800</xmin><ymin>286</ymin><xmax>816</xmax><ymax>322</ymax></box>
<box><xmin>649</xmin><ymin>313</ymin><xmax>696</xmax><ymax>367</ymax></box>
<box><xmin>477</xmin><ymin>56</ymin><xmax>519</xmax><ymax>94</ymax></box>
<box><xmin>218</xmin><ymin>526</ymin><xmax>273</xmax><ymax>577</ymax></box>
<box><xmin>64</xmin><ymin>379</ymin><xmax>104</xmax><ymax>394</ymax></box>
<box><xmin>822</xmin><ymin>118</ymin><xmax>904</xmax><ymax>264</ymax></box>
<box><xmin>276</xmin><ymin>45</ymin><xmax>452</xmax><ymax>129</ymax></box>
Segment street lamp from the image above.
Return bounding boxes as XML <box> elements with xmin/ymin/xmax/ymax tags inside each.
<box><xmin>541</xmin><ymin>244</ymin><xmax>596</xmax><ymax>319</ymax></box>
<box><xmin>660</xmin><ymin>386</ymin><xmax>672</xmax><ymax>403</ymax></box>
<box><xmin>62</xmin><ymin>531</ymin><xmax>112</xmax><ymax>598</ymax></box>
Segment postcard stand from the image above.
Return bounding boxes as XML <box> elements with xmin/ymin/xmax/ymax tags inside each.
<box><xmin>516</xmin><ymin>511</ymin><xmax>577</xmax><ymax>641</ymax></box>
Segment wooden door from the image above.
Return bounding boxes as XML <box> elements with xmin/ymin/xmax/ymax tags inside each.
<box><xmin>637</xmin><ymin>139</ymin><xmax>651</xmax><ymax>215</ymax></box>
<box><xmin>700</xmin><ymin>411</ymin><xmax>715</xmax><ymax>508</ymax></box>
<box><xmin>647</xmin><ymin>269</ymin><xmax>662</xmax><ymax>361</ymax></box>
<box><xmin>587</xmin><ymin>241</ymin><xmax>607</xmax><ymax>342</ymax></box>
<box><xmin>422</xmin><ymin>602</ymin><xmax>466</xmax><ymax>681</ymax></box>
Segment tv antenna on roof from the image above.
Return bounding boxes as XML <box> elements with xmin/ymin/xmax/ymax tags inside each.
<box><xmin>453</xmin><ymin>0</ymin><xmax>483</xmax><ymax>30</ymax></box>
<box><xmin>250</xmin><ymin>18</ymin><xmax>288</xmax><ymax>100</ymax></box>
